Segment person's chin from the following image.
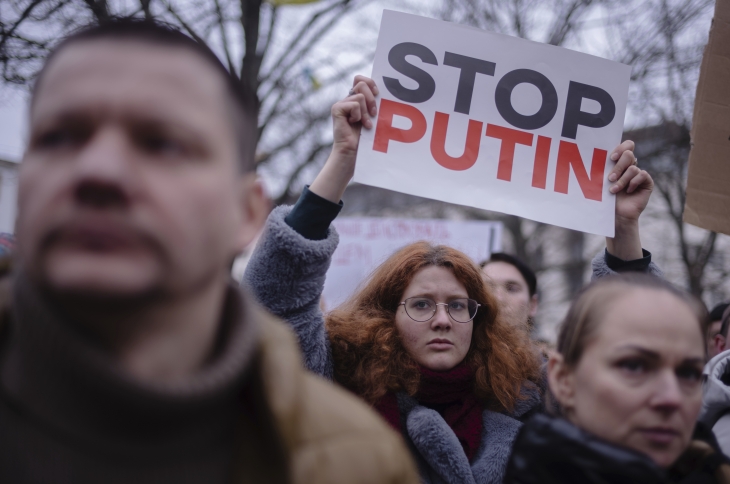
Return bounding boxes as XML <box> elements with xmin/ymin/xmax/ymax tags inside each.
<box><xmin>420</xmin><ymin>353</ymin><xmax>462</xmax><ymax>372</ymax></box>
<box><xmin>42</xmin><ymin>251</ymin><xmax>160</xmax><ymax>299</ymax></box>
<box><xmin>631</xmin><ymin>438</ymin><xmax>684</xmax><ymax>469</ymax></box>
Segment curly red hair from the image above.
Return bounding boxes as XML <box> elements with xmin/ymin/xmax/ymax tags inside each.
<box><xmin>326</xmin><ymin>241</ymin><xmax>540</xmax><ymax>412</ymax></box>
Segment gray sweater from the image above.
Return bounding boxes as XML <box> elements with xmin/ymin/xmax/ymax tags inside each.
<box><xmin>243</xmin><ymin>205</ymin><xmax>662</xmax><ymax>484</ymax></box>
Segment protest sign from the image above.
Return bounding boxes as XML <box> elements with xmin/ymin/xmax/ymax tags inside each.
<box><xmin>354</xmin><ymin>10</ymin><xmax>631</xmax><ymax>237</ymax></box>
<box><xmin>321</xmin><ymin>217</ymin><xmax>502</xmax><ymax>309</ymax></box>
<box><xmin>683</xmin><ymin>0</ymin><xmax>730</xmax><ymax>235</ymax></box>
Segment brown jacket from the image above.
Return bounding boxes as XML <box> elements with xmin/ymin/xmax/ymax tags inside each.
<box><xmin>0</xmin><ymin>271</ymin><xmax>418</xmax><ymax>484</ymax></box>
<box><xmin>236</xmin><ymin>303</ymin><xmax>420</xmax><ymax>484</ymax></box>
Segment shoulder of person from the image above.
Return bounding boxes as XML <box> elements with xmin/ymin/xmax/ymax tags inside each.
<box><xmin>0</xmin><ymin>256</ymin><xmax>14</xmax><ymax>332</ymax></box>
<box><xmin>252</xmin><ymin>303</ymin><xmax>419</xmax><ymax>484</ymax></box>
<box><xmin>671</xmin><ymin>422</ymin><xmax>730</xmax><ymax>484</ymax></box>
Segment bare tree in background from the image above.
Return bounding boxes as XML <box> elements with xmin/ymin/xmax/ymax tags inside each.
<box><xmin>609</xmin><ymin>0</ymin><xmax>716</xmax><ymax>298</ymax></box>
<box><xmin>0</xmin><ymin>0</ymin><xmax>373</xmax><ymax>203</ymax></box>
<box><xmin>411</xmin><ymin>0</ymin><xmax>716</xmax><ymax>302</ymax></box>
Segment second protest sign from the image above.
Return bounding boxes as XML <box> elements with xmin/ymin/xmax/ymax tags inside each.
<box><xmin>355</xmin><ymin>10</ymin><xmax>631</xmax><ymax>237</ymax></box>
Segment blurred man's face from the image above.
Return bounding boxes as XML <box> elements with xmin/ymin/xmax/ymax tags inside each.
<box><xmin>482</xmin><ymin>261</ymin><xmax>537</xmax><ymax>331</ymax></box>
<box><xmin>18</xmin><ymin>40</ymin><xmax>264</xmax><ymax>301</ymax></box>
<box><xmin>707</xmin><ymin>320</ymin><xmax>723</xmax><ymax>359</ymax></box>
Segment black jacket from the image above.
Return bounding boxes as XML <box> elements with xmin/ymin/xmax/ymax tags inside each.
<box><xmin>504</xmin><ymin>413</ymin><xmax>730</xmax><ymax>484</ymax></box>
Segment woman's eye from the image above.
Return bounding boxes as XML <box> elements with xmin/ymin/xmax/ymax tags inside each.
<box><xmin>506</xmin><ymin>284</ymin><xmax>519</xmax><ymax>293</ymax></box>
<box><xmin>618</xmin><ymin>359</ymin><xmax>646</xmax><ymax>374</ymax></box>
<box><xmin>449</xmin><ymin>301</ymin><xmax>466</xmax><ymax>310</ymax></box>
<box><xmin>676</xmin><ymin>366</ymin><xmax>702</xmax><ymax>383</ymax></box>
<box><xmin>411</xmin><ymin>300</ymin><xmax>432</xmax><ymax>309</ymax></box>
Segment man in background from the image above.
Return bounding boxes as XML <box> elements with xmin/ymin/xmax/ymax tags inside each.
<box><xmin>0</xmin><ymin>19</ymin><xmax>416</xmax><ymax>484</ymax></box>
<box><xmin>481</xmin><ymin>253</ymin><xmax>539</xmax><ymax>334</ymax></box>
<box><xmin>707</xmin><ymin>302</ymin><xmax>730</xmax><ymax>358</ymax></box>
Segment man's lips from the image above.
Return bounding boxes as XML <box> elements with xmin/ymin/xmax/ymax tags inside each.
<box><xmin>638</xmin><ymin>427</ymin><xmax>680</xmax><ymax>445</ymax></box>
<box><xmin>53</xmin><ymin>220</ymin><xmax>140</xmax><ymax>251</ymax></box>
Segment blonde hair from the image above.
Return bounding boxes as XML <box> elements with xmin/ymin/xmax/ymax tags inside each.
<box><xmin>557</xmin><ymin>273</ymin><xmax>707</xmax><ymax>367</ymax></box>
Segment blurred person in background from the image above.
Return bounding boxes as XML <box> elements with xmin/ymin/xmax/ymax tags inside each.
<box><xmin>243</xmin><ymin>75</ymin><xmax>659</xmax><ymax>483</ymax></box>
<box><xmin>699</xmin><ymin>305</ymin><xmax>730</xmax><ymax>456</ymax></box>
<box><xmin>480</xmin><ymin>253</ymin><xmax>538</xmax><ymax>334</ymax></box>
<box><xmin>708</xmin><ymin>303</ymin><xmax>730</xmax><ymax>358</ymax></box>
<box><xmin>0</xmin><ymin>19</ymin><xmax>418</xmax><ymax>484</ymax></box>
<box><xmin>505</xmin><ymin>274</ymin><xmax>730</xmax><ymax>484</ymax></box>
<box><xmin>481</xmin><ymin>247</ymin><xmax>661</xmax><ymax>338</ymax></box>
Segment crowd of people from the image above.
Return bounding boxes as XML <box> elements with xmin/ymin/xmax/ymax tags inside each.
<box><xmin>0</xmin><ymin>16</ymin><xmax>729</xmax><ymax>484</ymax></box>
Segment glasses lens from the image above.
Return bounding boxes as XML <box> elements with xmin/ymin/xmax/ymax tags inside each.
<box><xmin>448</xmin><ymin>298</ymin><xmax>479</xmax><ymax>323</ymax></box>
<box><xmin>404</xmin><ymin>297</ymin><xmax>435</xmax><ymax>322</ymax></box>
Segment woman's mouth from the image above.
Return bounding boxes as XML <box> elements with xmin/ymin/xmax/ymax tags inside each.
<box><xmin>427</xmin><ymin>338</ymin><xmax>454</xmax><ymax>350</ymax></box>
<box><xmin>638</xmin><ymin>427</ymin><xmax>680</xmax><ymax>445</ymax></box>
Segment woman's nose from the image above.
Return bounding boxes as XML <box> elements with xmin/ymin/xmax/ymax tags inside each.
<box><xmin>649</xmin><ymin>372</ymin><xmax>683</xmax><ymax>410</ymax></box>
<box><xmin>431</xmin><ymin>305</ymin><xmax>452</xmax><ymax>329</ymax></box>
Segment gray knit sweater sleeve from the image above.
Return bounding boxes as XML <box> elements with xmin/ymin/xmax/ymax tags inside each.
<box><xmin>242</xmin><ymin>205</ymin><xmax>337</xmax><ymax>379</ymax></box>
<box><xmin>591</xmin><ymin>251</ymin><xmax>663</xmax><ymax>280</ymax></box>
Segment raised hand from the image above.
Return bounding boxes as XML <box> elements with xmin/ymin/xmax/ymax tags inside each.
<box><xmin>310</xmin><ymin>76</ymin><xmax>379</xmax><ymax>204</ymax></box>
<box><xmin>605</xmin><ymin>140</ymin><xmax>654</xmax><ymax>260</ymax></box>
<box><xmin>608</xmin><ymin>140</ymin><xmax>654</xmax><ymax>223</ymax></box>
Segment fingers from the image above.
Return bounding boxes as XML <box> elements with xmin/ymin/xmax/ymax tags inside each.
<box><xmin>352</xmin><ymin>75</ymin><xmax>379</xmax><ymax>97</ymax></box>
<box><xmin>625</xmin><ymin>169</ymin><xmax>653</xmax><ymax>194</ymax></box>
<box><xmin>608</xmin><ymin>145</ymin><xmax>637</xmax><ymax>183</ymax></box>
<box><xmin>332</xmin><ymin>100</ymin><xmax>363</xmax><ymax>127</ymax></box>
<box><xmin>350</xmin><ymin>81</ymin><xmax>378</xmax><ymax>117</ymax></box>
<box><xmin>610</xmin><ymin>139</ymin><xmax>635</xmax><ymax>162</ymax></box>
<box><xmin>610</xmin><ymin>164</ymin><xmax>641</xmax><ymax>194</ymax></box>
<box><xmin>341</xmin><ymin>76</ymin><xmax>379</xmax><ymax>130</ymax></box>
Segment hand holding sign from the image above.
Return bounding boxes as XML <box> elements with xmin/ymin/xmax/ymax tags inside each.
<box><xmin>354</xmin><ymin>10</ymin><xmax>635</xmax><ymax>237</ymax></box>
<box><xmin>606</xmin><ymin>140</ymin><xmax>654</xmax><ymax>261</ymax></box>
<box><xmin>311</xmin><ymin>73</ymin><xmax>653</xmax><ymax>261</ymax></box>
<box><xmin>310</xmin><ymin>76</ymin><xmax>379</xmax><ymax>204</ymax></box>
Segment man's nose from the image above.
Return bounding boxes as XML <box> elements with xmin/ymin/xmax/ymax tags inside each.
<box><xmin>73</xmin><ymin>128</ymin><xmax>133</xmax><ymax>208</ymax></box>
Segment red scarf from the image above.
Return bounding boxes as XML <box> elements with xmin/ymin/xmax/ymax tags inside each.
<box><xmin>374</xmin><ymin>362</ymin><xmax>483</xmax><ymax>461</ymax></box>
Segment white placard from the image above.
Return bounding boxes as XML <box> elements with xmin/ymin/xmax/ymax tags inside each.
<box><xmin>354</xmin><ymin>10</ymin><xmax>631</xmax><ymax>237</ymax></box>
<box><xmin>321</xmin><ymin>217</ymin><xmax>502</xmax><ymax>310</ymax></box>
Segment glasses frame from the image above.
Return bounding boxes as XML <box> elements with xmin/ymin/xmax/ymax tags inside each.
<box><xmin>398</xmin><ymin>297</ymin><xmax>481</xmax><ymax>324</ymax></box>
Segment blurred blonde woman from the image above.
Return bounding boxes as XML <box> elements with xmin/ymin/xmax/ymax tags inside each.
<box><xmin>505</xmin><ymin>274</ymin><xmax>730</xmax><ymax>484</ymax></box>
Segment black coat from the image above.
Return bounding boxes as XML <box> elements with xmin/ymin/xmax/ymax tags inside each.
<box><xmin>504</xmin><ymin>413</ymin><xmax>730</xmax><ymax>484</ymax></box>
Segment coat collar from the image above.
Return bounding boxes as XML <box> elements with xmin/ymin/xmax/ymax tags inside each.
<box><xmin>397</xmin><ymin>393</ymin><xmax>522</xmax><ymax>484</ymax></box>
<box><xmin>0</xmin><ymin>272</ymin><xmax>260</xmax><ymax>454</ymax></box>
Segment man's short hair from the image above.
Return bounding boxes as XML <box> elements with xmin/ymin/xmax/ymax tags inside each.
<box><xmin>710</xmin><ymin>303</ymin><xmax>729</xmax><ymax>323</ymax></box>
<box><xmin>31</xmin><ymin>18</ymin><xmax>255</xmax><ymax>172</ymax></box>
<box><xmin>718</xmin><ymin>304</ymin><xmax>730</xmax><ymax>339</ymax></box>
<box><xmin>480</xmin><ymin>252</ymin><xmax>537</xmax><ymax>297</ymax></box>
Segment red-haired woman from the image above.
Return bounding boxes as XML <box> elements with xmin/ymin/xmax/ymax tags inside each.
<box><xmin>243</xmin><ymin>76</ymin><xmax>658</xmax><ymax>483</ymax></box>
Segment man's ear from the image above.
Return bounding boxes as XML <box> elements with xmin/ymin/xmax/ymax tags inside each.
<box><xmin>714</xmin><ymin>334</ymin><xmax>728</xmax><ymax>356</ymax></box>
<box><xmin>234</xmin><ymin>174</ymin><xmax>270</xmax><ymax>252</ymax></box>
<box><xmin>529</xmin><ymin>294</ymin><xmax>539</xmax><ymax>318</ymax></box>
<box><xmin>547</xmin><ymin>351</ymin><xmax>576</xmax><ymax>413</ymax></box>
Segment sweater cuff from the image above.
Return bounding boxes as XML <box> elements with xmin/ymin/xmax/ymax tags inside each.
<box><xmin>605</xmin><ymin>248</ymin><xmax>652</xmax><ymax>273</ymax></box>
<box><xmin>284</xmin><ymin>186</ymin><xmax>343</xmax><ymax>241</ymax></box>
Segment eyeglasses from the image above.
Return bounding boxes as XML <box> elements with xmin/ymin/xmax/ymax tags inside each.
<box><xmin>398</xmin><ymin>297</ymin><xmax>481</xmax><ymax>323</ymax></box>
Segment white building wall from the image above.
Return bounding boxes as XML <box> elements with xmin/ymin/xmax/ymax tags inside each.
<box><xmin>0</xmin><ymin>160</ymin><xmax>18</xmax><ymax>234</ymax></box>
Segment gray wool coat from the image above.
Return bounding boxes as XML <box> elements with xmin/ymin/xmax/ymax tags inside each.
<box><xmin>243</xmin><ymin>205</ymin><xmax>662</xmax><ymax>484</ymax></box>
